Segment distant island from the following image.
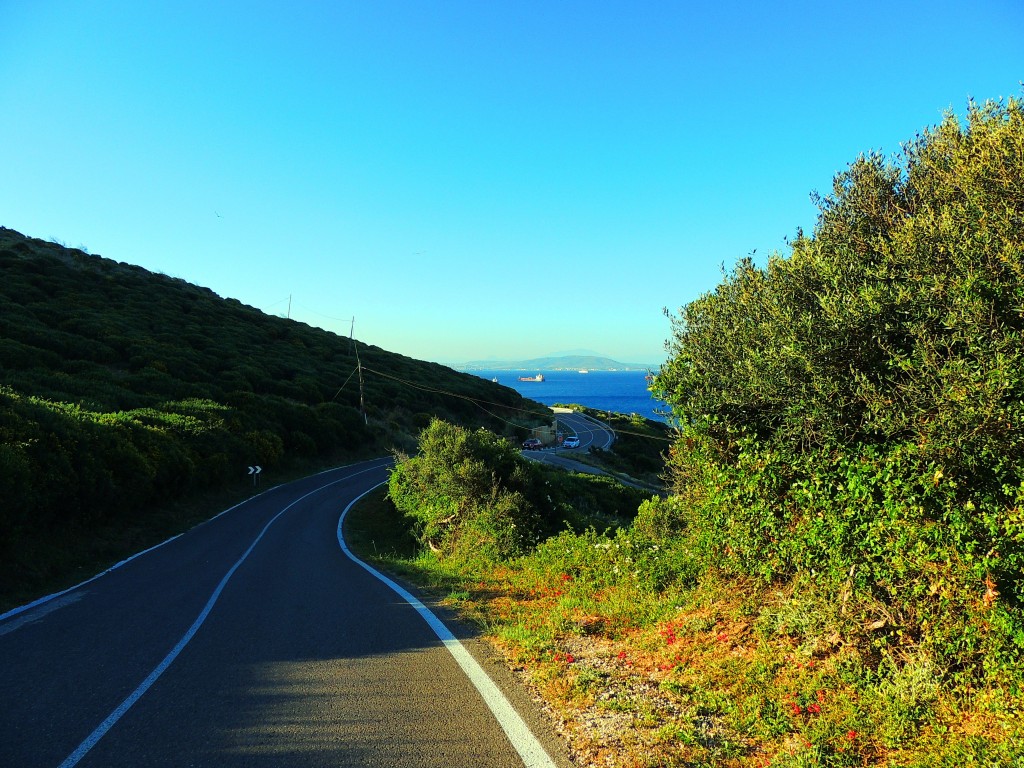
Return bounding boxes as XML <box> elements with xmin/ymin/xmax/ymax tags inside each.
<box><xmin>460</xmin><ymin>355</ymin><xmax>656</xmax><ymax>372</ymax></box>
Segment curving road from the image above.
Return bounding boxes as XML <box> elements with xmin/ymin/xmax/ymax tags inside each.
<box><xmin>0</xmin><ymin>459</ymin><xmax>567</xmax><ymax>768</ymax></box>
<box><xmin>553</xmin><ymin>410</ymin><xmax>614</xmax><ymax>451</ymax></box>
<box><xmin>526</xmin><ymin>411</ymin><xmax>662</xmax><ymax>494</ymax></box>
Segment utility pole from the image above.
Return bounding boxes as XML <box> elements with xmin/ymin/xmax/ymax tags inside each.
<box><xmin>349</xmin><ymin>316</ymin><xmax>355</xmax><ymax>354</ymax></box>
<box><xmin>287</xmin><ymin>294</ymin><xmax>292</xmax><ymax>319</ymax></box>
<box><xmin>354</xmin><ymin>340</ymin><xmax>367</xmax><ymax>425</ymax></box>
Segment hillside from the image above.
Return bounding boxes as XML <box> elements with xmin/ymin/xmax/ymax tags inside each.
<box><xmin>0</xmin><ymin>226</ymin><xmax>549</xmax><ymax>601</ymax></box>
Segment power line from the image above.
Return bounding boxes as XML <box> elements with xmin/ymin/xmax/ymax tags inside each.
<box><xmin>361</xmin><ymin>365</ymin><xmax>536</xmax><ymax>428</ymax></box>
<box><xmin>248</xmin><ymin>297</ymin><xmax>674</xmax><ymax>442</ymax></box>
<box><xmin>360</xmin><ymin>365</ymin><xmax>674</xmax><ymax>442</ymax></box>
<box><xmin>296</xmin><ymin>304</ymin><xmax>354</xmax><ymax>323</ymax></box>
<box><xmin>355</xmin><ymin>341</ymin><xmax>367</xmax><ymax>425</ymax></box>
<box><xmin>330</xmin><ymin>365</ymin><xmax>360</xmax><ymax>402</ymax></box>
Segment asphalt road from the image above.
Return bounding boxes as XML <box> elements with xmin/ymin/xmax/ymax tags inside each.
<box><xmin>527</xmin><ymin>411</ymin><xmax>663</xmax><ymax>494</ymax></box>
<box><xmin>552</xmin><ymin>411</ymin><xmax>614</xmax><ymax>451</ymax></box>
<box><xmin>0</xmin><ymin>459</ymin><xmax>568</xmax><ymax>768</ymax></box>
<box><xmin>521</xmin><ymin>410</ymin><xmax>616</xmax><ymax>476</ymax></box>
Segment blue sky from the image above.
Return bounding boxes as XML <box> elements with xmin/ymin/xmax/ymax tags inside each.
<box><xmin>1</xmin><ymin>2</ymin><xmax>1021</xmax><ymax>366</ymax></box>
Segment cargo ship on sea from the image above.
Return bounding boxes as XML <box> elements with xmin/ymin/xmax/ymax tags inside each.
<box><xmin>518</xmin><ymin>374</ymin><xmax>545</xmax><ymax>382</ymax></box>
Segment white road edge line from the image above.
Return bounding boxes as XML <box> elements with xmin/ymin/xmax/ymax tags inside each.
<box><xmin>337</xmin><ymin>484</ymin><xmax>558</xmax><ymax>768</ymax></box>
<box><xmin>57</xmin><ymin>464</ymin><xmax>385</xmax><ymax>768</ymax></box>
<box><xmin>0</xmin><ymin>532</ymin><xmax>184</xmax><ymax>624</ymax></box>
<box><xmin>0</xmin><ymin>458</ymin><xmax>389</xmax><ymax>625</ymax></box>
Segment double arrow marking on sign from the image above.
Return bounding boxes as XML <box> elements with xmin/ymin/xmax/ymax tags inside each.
<box><xmin>248</xmin><ymin>466</ymin><xmax>262</xmax><ymax>475</ymax></box>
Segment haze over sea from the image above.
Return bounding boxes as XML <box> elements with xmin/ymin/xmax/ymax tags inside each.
<box><xmin>470</xmin><ymin>370</ymin><xmax>670</xmax><ymax>423</ymax></box>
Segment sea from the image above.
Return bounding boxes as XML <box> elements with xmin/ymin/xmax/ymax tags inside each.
<box><xmin>468</xmin><ymin>369</ymin><xmax>671</xmax><ymax>423</ymax></box>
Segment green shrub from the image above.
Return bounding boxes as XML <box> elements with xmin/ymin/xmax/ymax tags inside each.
<box><xmin>653</xmin><ymin>97</ymin><xmax>1024</xmax><ymax>682</ymax></box>
<box><xmin>388</xmin><ymin>419</ymin><xmax>543</xmax><ymax>562</ymax></box>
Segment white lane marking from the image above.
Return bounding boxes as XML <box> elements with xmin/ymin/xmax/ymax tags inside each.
<box><xmin>58</xmin><ymin>464</ymin><xmax>387</xmax><ymax>768</ymax></box>
<box><xmin>0</xmin><ymin>458</ymin><xmax>391</xmax><ymax>626</ymax></box>
<box><xmin>580</xmin><ymin>414</ymin><xmax>614</xmax><ymax>449</ymax></box>
<box><xmin>0</xmin><ymin>592</ymin><xmax>87</xmax><ymax>637</ymax></box>
<box><xmin>337</xmin><ymin>486</ymin><xmax>558</xmax><ymax>768</ymax></box>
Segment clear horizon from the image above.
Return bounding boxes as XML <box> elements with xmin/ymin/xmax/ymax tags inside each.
<box><xmin>453</xmin><ymin>350</ymin><xmax>658</xmax><ymax>367</ymax></box>
<box><xmin>1</xmin><ymin>2</ymin><xmax>1020</xmax><ymax>366</ymax></box>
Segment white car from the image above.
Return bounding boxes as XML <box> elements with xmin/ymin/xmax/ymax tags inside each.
<box><xmin>563</xmin><ymin>436</ymin><xmax>581</xmax><ymax>448</ymax></box>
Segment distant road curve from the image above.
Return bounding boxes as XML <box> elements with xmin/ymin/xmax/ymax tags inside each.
<box><xmin>526</xmin><ymin>409</ymin><xmax>663</xmax><ymax>494</ymax></box>
<box><xmin>553</xmin><ymin>409</ymin><xmax>614</xmax><ymax>451</ymax></box>
<box><xmin>0</xmin><ymin>459</ymin><xmax>568</xmax><ymax>768</ymax></box>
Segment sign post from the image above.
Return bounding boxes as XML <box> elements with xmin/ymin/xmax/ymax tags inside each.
<box><xmin>248</xmin><ymin>465</ymin><xmax>262</xmax><ymax>488</ymax></box>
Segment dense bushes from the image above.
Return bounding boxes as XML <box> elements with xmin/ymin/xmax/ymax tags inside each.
<box><xmin>0</xmin><ymin>227</ymin><xmax>547</xmax><ymax>597</ymax></box>
<box><xmin>365</xmin><ymin>99</ymin><xmax>1024</xmax><ymax>765</ymax></box>
<box><xmin>388</xmin><ymin>419</ymin><xmax>545</xmax><ymax>561</ymax></box>
<box><xmin>388</xmin><ymin>419</ymin><xmax>652</xmax><ymax>564</ymax></box>
<box><xmin>653</xmin><ymin>98</ymin><xmax>1024</xmax><ymax>679</ymax></box>
<box><xmin>0</xmin><ymin>389</ymin><xmax>238</xmax><ymax>558</ymax></box>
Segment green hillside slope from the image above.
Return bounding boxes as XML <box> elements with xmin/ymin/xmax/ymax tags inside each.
<box><xmin>0</xmin><ymin>227</ymin><xmax>548</xmax><ymax>602</ymax></box>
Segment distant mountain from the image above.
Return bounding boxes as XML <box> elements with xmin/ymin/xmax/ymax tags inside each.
<box><xmin>461</xmin><ymin>355</ymin><xmax>655</xmax><ymax>371</ymax></box>
<box><xmin>542</xmin><ymin>348</ymin><xmax>606</xmax><ymax>358</ymax></box>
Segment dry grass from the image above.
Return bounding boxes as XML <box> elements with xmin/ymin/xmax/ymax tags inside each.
<box><xmin>347</xmin><ymin>490</ymin><xmax>1024</xmax><ymax>767</ymax></box>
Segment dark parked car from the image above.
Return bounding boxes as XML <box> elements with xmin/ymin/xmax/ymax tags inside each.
<box><xmin>522</xmin><ymin>438</ymin><xmax>543</xmax><ymax>450</ymax></box>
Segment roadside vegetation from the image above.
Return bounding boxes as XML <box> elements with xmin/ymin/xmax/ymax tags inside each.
<box><xmin>387</xmin><ymin>419</ymin><xmax>651</xmax><ymax>560</ymax></box>
<box><xmin>555</xmin><ymin>405</ymin><xmax>671</xmax><ymax>489</ymax></box>
<box><xmin>349</xmin><ymin>98</ymin><xmax>1024</xmax><ymax>766</ymax></box>
<box><xmin>0</xmin><ymin>228</ymin><xmax>549</xmax><ymax>607</ymax></box>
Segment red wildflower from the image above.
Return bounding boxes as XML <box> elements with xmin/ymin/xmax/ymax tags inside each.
<box><xmin>846</xmin><ymin>730</ymin><xmax>858</xmax><ymax>741</ymax></box>
<box><xmin>789</xmin><ymin>702</ymin><xmax>802</xmax><ymax>716</ymax></box>
<box><xmin>807</xmin><ymin>703</ymin><xmax>821</xmax><ymax>714</ymax></box>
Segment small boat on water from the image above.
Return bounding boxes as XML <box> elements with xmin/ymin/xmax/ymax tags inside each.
<box><xmin>578</xmin><ymin>369</ymin><xmax>589</xmax><ymax>374</ymax></box>
<box><xmin>518</xmin><ymin>374</ymin><xmax>545</xmax><ymax>382</ymax></box>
